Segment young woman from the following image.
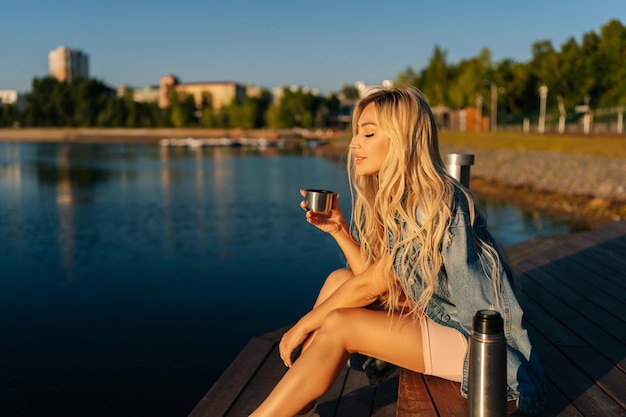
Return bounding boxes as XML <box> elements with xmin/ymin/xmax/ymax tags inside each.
<box><xmin>249</xmin><ymin>86</ymin><xmax>546</xmax><ymax>417</ymax></box>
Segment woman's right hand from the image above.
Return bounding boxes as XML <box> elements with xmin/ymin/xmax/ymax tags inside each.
<box><xmin>300</xmin><ymin>189</ymin><xmax>346</xmax><ymax>236</ymax></box>
<box><xmin>279</xmin><ymin>321</ymin><xmax>311</xmax><ymax>368</ymax></box>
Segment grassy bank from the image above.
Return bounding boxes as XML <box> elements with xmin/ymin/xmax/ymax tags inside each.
<box><xmin>327</xmin><ymin>130</ymin><xmax>626</xmax><ymax>158</ymax></box>
<box><xmin>439</xmin><ymin>131</ymin><xmax>626</xmax><ymax>158</ymax></box>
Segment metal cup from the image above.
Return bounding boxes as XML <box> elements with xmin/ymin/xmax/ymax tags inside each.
<box><xmin>304</xmin><ymin>189</ymin><xmax>334</xmax><ymax>215</ymax></box>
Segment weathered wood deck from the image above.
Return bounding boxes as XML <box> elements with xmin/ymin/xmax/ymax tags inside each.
<box><xmin>189</xmin><ymin>220</ymin><xmax>626</xmax><ymax>417</ymax></box>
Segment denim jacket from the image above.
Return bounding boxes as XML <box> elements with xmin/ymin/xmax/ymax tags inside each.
<box><xmin>391</xmin><ymin>187</ymin><xmax>547</xmax><ymax>415</ymax></box>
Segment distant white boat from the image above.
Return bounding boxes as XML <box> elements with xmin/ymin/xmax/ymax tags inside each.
<box><xmin>159</xmin><ymin>136</ymin><xmax>283</xmax><ymax>149</ymax></box>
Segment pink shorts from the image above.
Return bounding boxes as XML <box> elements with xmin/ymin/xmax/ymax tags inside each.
<box><xmin>420</xmin><ymin>314</ymin><xmax>467</xmax><ymax>382</ymax></box>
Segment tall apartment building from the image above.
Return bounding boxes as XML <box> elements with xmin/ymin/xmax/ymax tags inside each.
<box><xmin>48</xmin><ymin>46</ymin><xmax>89</xmax><ymax>83</ymax></box>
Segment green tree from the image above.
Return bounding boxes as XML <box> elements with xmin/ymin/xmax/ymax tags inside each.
<box><xmin>0</xmin><ymin>104</ymin><xmax>20</xmax><ymax>127</ymax></box>
<box><xmin>496</xmin><ymin>58</ymin><xmax>529</xmax><ymax>120</ymax></box>
<box><xmin>420</xmin><ymin>45</ymin><xmax>450</xmax><ymax>107</ymax></box>
<box><xmin>170</xmin><ymin>93</ymin><xmax>197</xmax><ymax>127</ymax></box>
<box><xmin>228</xmin><ymin>97</ymin><xmax>257</xmax><ymax>129</ymax></box>
<box><xmin>97</xmin><ymin>99</ymin><xmax>124</xmax><ymax>127</ymax></box>
<box><xmin>266</xmin><ymin>87</ymin><xmax>322</xmax><ymax>129</ymax></box>
<box><xmin>447</xmin><ymin>48</ymin><xmax>493</xmax><ymax>108</ymax></box>
<box><xmin>250</xmin><ymin>89</ymin><xmax>272</xmax><ymax>128</ymax></box>
<box><xmin>395</xmin><ymin>66</ymin><xmax>419</xmax><ymax>87</ymax></box>
<box><xmin>199</xmin><ymin>105</ymin><xmax>217</xmax><ymax>128</ymax></box>
<box><xmin>339</xmin><ymin>84</ymin><xmax>360</xmax><ymax>100</ymax></box>
<box><xmin>595</xmin><ymin>19</ymin><xmax>626</xmax><ymax>106</ymax></box>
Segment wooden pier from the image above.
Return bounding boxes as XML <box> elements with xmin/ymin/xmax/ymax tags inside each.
<box><xmin>189</xmin><ymin>220</ymin><xmax>626</xmax><ymax>417</ymax></box>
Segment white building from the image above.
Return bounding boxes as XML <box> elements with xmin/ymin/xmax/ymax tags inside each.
<box><xmin>49</xmin><ymin>46</ymin><xmax>89</xmax><ymax>83</ymax></box>
<box><xmin>117</xmin><ymin>85</ymin><xmax>160</xmax><ymax>103</ymax></box>
<box><xmin>0</xmin><ymin>90</ymin><xmax>26</xmax><ymax>112</ymax></box>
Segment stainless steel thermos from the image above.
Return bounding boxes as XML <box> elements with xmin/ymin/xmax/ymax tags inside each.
<box><xmin>468</xmin><ymin>309</ymin><xmax>507</xmax><ymax>417</ymax></box>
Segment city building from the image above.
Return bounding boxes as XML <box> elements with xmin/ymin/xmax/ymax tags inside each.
<box><xmin>158</xmin><ymin>74</ymin><xmax>246</xmax><ymax>109</ymax></box>
<box><xmin>117</xmin><ymin>85</ymin><xmax>160</xmax><ymax>103</ymax></box>
<box><xmin>49</xmin><ymin>46</ymin><xmax>89</xmax><ymax>83</ymax></box>
<box><xmin>0</xmin><ymin>90</ymin><xmax>26</xmax><ymax>112</ymax></box>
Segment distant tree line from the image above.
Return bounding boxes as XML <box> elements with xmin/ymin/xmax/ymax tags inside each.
<box><xmin>1</xmin><ymin>19</ymin><xmax>624</xmax><ymax>129</ymax></box>
<box><xmin>0</xmin><ymin>76</ymin><xmax>341</xmax><ymax>130</ymax></box>
<box><xmin>396</xmin><ymin>19</ymin><xmax>626</xmax><ymax>125</ymax></box>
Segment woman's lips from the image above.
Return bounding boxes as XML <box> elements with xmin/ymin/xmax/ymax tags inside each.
<box><xmin>354</xmin><ymin>156</ymin><xmax>365</xmax><ymax>164</ymax></box>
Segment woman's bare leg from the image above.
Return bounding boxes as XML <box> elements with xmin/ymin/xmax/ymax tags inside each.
<box><xmin>312</xmin><ymin>268</ymin><xmax>354</xmax><ymax>308</ymax></box>
<box><xmin>298</xmin><ymin>268</ymin><xmax>353</xmax><ymax>353</ymax></box>
<box><xmin>249</xmin><ymin>307</ymin><xmax>425</xmax><ymax>417</ymax></box>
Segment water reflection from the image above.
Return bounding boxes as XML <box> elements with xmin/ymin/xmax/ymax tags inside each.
<box><xmin>55</xmin><ymin>145</ymin><xmax>77</xmax><ymax>279</ymax></box>
<box><xmin>0</xmin><ymin>142</ymin><xmax>586</xmax><ymax>417</ymax></box>
<box><xmin>476</xmin><ymin>196</ymin><xmax>587</xmax><ymax>247</ymax></box>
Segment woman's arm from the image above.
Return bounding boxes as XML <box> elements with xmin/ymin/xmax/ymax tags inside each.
<box><xmin>329</xmin><ymin>222</ymin><xmax>364</xmax><ymax>273</ymax></box>
<box><xmin>280</xmin><ymin>258</ymin><xmax>390</xmax><ymax>367</ymax></box>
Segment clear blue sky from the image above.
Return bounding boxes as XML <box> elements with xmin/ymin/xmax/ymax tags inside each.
<box><xmin>1</xmin><ymin>0</ymin><xmax>623</xmax><ymax>94</ymax></box>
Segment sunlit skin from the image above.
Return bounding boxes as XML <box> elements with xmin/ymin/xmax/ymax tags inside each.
<box><xmin>249</xmin><ymin>103</ymin><xmax>425</xmax><ymax>417</ymax></box>
<box><xmin>350</xmin><ymin>102</ymin><xmax>390</xmax><ymax>176</ymax></box>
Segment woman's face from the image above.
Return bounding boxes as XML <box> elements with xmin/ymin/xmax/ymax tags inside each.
<box><xmin>350</xmin><ymin>102</ymin><xmax>390</xmax><ymax>176</ymax></box>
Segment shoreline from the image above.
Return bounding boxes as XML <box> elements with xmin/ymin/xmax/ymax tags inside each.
<box><xmin>467</xmin><ymin>177</ymin><xmax>624</xmax><ymax>229</ymax></box>
<box><xmin>2</xmin><ymin>128</ymin><xmax>624</xmax><ymax>228</ymax></box>
<box><xmin>0</xmin><ymin>127</ymin><xmax>291</xmax><ymax>143</ymax></box>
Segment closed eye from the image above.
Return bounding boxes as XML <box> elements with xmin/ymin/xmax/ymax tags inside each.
<box><xmin>364</xmin><ymin>133</ymin><xmax>374</xmax><ymax>138</ymax></box>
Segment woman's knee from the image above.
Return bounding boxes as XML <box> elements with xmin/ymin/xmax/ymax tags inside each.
<box><xmin>318</xmin><ymin>308</ymin><xmax>357</xmax><ymax>341</ymax></box>
<box><xmin>324</xmin><ymin>268</ymin><xmax>353</xmax><ymax>289</ymax></box>
<box><xmin>313</xmin><ymin>268</ymin><xmax>354</xmax><ymax>309</ymax></box>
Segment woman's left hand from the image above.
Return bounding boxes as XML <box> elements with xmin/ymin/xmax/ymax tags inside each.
<box><xmin>279</xmin><ymin>322</ymin><xmax>310</xmax><ymax>368</ymax></box>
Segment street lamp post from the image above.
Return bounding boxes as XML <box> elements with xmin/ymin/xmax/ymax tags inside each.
<box><xmin>557</xmin><ymin>95</ymin><xmax>566</xmax><ymax>134</ymax></box>
<box><xmin>484</xmin><ymin>80</ymin><xmax>498</xmax><ymax>132</ymax></box>
<box><xmin>475</xmin><ymin>94</ymin><xmax>483</xmax><ymax>131</ymax></box>
<box><xmin>538</xmin><ymin>85</ymin><xmax>548</xmax><ymax>134</ymax></box>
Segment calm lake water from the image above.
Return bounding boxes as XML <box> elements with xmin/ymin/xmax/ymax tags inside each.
<box><xmin>0</xmin><ymin>142</ymin><xmax>585</xmax><ymax>417</ymax></box>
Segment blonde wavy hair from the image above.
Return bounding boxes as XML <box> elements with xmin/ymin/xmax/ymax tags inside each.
<box><xmin>347</xmin><ymin>85</ymin><xmax>502</xmax><ymax>318</ymax></box>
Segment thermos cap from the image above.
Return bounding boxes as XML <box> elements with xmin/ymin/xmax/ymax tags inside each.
<box><xmin>472</xmin><ymin>310</ymin><xmax>504</xmax><ymax>335</ymax></box>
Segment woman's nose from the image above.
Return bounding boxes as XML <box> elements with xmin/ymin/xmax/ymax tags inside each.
<box><xmin>349</xmin><ymin>136</ymin><xmax>359</xmax><ymax>148</ymax></box>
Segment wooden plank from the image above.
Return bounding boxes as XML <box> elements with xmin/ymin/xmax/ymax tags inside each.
<box><xmin>396</xmin><ymin>370</ymin><xmax>438</xmax><ymax>417</ymax></box>
<box><xmin>583</xmin><ymin>220</ymin><xmax>626</xmax><ymax>241</ymax></box>
<box><xmin>516</xmin><ymin>261</ymin><xmax>626</xmax><ymax>366</ymax></box>
<box><xmin>558</xmin><ymin>236</ymin><xmax>626</xmax><ymax>289</ymax></box>
<box><xmin>224</xmin><ymin>343</ymin><xmax>289</xmax><ymax>417</ymax></box>
<box><xmin>531</xmin><ymin>252</ymin><xmax>626</xmax><ymax>316</ymax></box>
<box><xmin>423</xmin><ymin>376</ymin><xmax>466</xmax><ymax>417</ymax></box>
<box><xmin>188</xmin><ymin>336</ymin><xmax>275</xmax><ymax>417</ymax></box>
<box><xmin>522</xmin><ymin>253</ymin><xmax>626</xmax><ymax>347</ymax></box>
<box><xmin>542</xmin><ymin>379</ymin><xmax>585</xmax><ymax>417</ymax></box>
<box><xmin>256</xmin><ymin>325</ymin><xmax>292</xmax><ymax>342</ymax></box>
<box><xmin>509</xmin><ymin>222</ymin><xmax>626</xmax><ymax>416</ymax></box>
<box><xmin>371</xmin><ymin>372</ymin><xmax>401</xmax><ymax>417</ymax></box>
<box><xmin>318</xmin><ymin>365</ymin><xmax>350</xmax><ymax>416</ymax></box>
<box><xmin>524</xmin><ymin>320</ymin><xmax>626</xmax><ymax>417</ymax></box>
<box><xmin>542</xmin><ymin>231</ymin><xmax>626</xmax><ymax>289</ymax></box>
<box><xmin>334</xmin><ymin>367</ymin><xmax>375</xmax><ymax>417</ymax></box>
<box><xmin>506</xmin><ymin>236</ymin><xmax>570</xmax><ymax>271</ymax></box>
<box><xmin>523</xmin><ymin>294</ymin><xmax>626</xmax><ymax>408</ymax></box>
